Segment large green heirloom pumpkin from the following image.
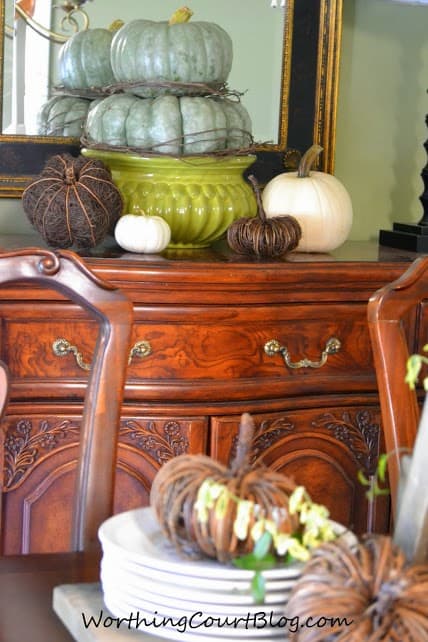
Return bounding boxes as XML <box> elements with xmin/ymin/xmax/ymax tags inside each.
<box><xmin>85</xmin><ymin>94</ymin><xmax>252</xmax><ymax>155</ymax></box>
<box><xmin>37</xmin><ymin>96</ymin><xmax>93</xmax><ymax>136</ymax></box>
<box><xmin>110</xmin><ymin>18</ymin><xmax>233</xmax><ymax>96</ymax></box>
<box><xmin>58</xmin><ymin>28</ymin><xmax>116</xmax><ymax>90</ymax></box>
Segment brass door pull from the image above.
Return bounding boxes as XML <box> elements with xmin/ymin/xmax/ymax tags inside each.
<box><xmin>128</xmin><ymin>340</ymin><xmax>152</xmax><ymax>362</ymax></box>
<box><xmin>52</xmin><ymin>338</ymin><xmax>152</xmax><ymax>370</ymax></box>
<box><xmin>52</xmin><ymin>338</ymin><xmax>91</xmax><ymax>371</ymax></box>
<box><xmin>264</xmin><ymin>337</ymin><xmax>341</xmax><ymax>370</ymax></box>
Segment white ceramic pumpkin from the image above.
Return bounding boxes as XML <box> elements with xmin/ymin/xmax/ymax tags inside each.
<box><xmin>114</xmin><ymin>213</ymin><xmax>171</xmax><ymax>253</ymax></box>
<box><xmin>262</xmin><ymin>145</ymin><xmax>353</xmax><ymax>253</ymax></box>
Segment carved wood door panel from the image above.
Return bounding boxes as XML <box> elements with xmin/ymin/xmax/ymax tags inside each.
<box><xmin>210</xmin><ymin>405</ymin><xmax>390</xmax><ymax>535</ymax></box>
<box><xmin>1</xmin><ymin>410</ymin><xmax>207</xmax><ymax>554</ymax></box>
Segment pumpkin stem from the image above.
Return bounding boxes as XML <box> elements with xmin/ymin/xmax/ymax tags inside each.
<box><xmin>297</xmin><ymin>144</ymin><xmax>323</xmax><ymax>178</ymax></box>
<box><xmin>108</xmin><ymin>19</ymin><xmax>125</xmax><ymax>32</ymax></box>
<box><xmin>64</xmin><ymin>165</ymin><xmax>77</xmax><ymax>184</ymax></box>
<box><xmin>230</xmin><ymin>413</ymin><xmax>256</xmax><ymax>475</ymax></box>
<box><xmin>248</xmin><ymin>174</ymin><xmax>267</xmax><ymax>223</ymax></box>
<box><xmin>169</xmin><ymin>6</ymin><xmax>193</xmax><ymax>25</ymax></box>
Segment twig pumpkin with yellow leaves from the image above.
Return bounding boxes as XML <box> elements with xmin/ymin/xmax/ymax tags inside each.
<box><xmin>151</xmin><ymin>413</ymin><xmax>336</xmax><ymax>565</ymax></box>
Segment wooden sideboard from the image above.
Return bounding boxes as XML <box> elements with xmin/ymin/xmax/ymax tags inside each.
<box><xmin>0</xmin><ymin>236</ymin><xmax>420</xmax><ymax>554</ymax></box>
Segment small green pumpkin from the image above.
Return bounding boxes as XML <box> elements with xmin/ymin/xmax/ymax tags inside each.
<box><xmin>84</xmin><ymin>94</ymin><xmax>252</xmax><ymax>154</ymax></box>
<box><xmin>37</xmin><ymin>95</ymin><xmax>93</xmax><ymax>137</ymax></box>
<box><xmin>110</xmin><ymin>14</ymin><xmax>233</xmax><ymax>96</ymax></box>
<box><xmin>58</xmin><ymin>28</ymin><xmax>116</xmax><ymax>90</ymax></box>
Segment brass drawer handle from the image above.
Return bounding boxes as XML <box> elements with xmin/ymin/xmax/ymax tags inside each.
<box><xmin>264</xmin><ymin>337</ymin><xmax>341</xmax><ymax>370</ymax></box>
<box><xmin>52</xmin><ymin>338</ymin><xmax>91</xmax><ymax>371</ymax></box>
<box><xmin>128</xmin><ymin>340</ymin><xmax>152</xmax><ymax>363</ymax></box>
<box><xmin>52</xmin><ymin>337</ymin><xmax>152</xmax><ymax>370</ymax></box>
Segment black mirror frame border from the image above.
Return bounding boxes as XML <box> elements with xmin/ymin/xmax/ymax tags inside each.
<box><xmin>0</xmin><ymin>0</ymin><xmax>342</xmax><ymax>197</ymax></box>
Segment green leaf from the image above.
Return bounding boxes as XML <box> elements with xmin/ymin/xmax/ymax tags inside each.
<box><xmin>357</xmin><ymin>469</ymin><xmax>370</xmax><ymax>487</ymax></box>
<box><xmin>232</xmin><ymin>551</ymin><xmax>277</xmax><ymax>572</ymax></box>
<box><xmin>232</xmin><ymin>554</ymin><xmax>253</xmax><ymax>569</ymax></box>
<box><xmin>365</xmin><ymin>479</ymin><xmax>390</xmax><ymax>501</ymax></box>
<box><xmin>252</xmin><ymin>553</ymin><xmax>277</xmax><ymax>571</ymax></box>
<box><xmin>251</xmin><ymin>571</ymin><xmax>266</xmax><ymax>604</ymax></box>
<box><xmin>377</xmin><ymin>453</ymin><xmax>389</xmax><ymax>483</ymax></box>
<box><xmin>404</xmin><ymin>354</ymin><xmax>423</xmax><ymax>390</ymax></box>
<box><xmin>253</xmin><ymin>531</ymin><xmax>272</xmax><ymax>560</ymax></box>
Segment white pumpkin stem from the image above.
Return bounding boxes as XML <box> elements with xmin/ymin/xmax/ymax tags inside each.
<box><xmin>169</xmin><ymin>6</ymin><xmax>193</xmax><ymax>24</ymax></box>
<box><xmin>297</xmin><ymin>144</ymin><xmax>323</xmax><ymax>178</ymax></box>
<box><xmin>230</xmin><ymin>413</ymin><xmax>256</xmax><ymax>475</ymax></box>
<box><xmin>248</xmin><ymin>174</ymin><xmax>268</xmax><ymax>223</ymax></box>
<box><xmin>108</xmin><ymin>19</ymin><xmax>125</xmax><ymax>32</ymax></box>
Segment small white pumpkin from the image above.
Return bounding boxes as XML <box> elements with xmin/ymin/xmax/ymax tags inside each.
<box><xmin>262</xmin><ymin>145</ymin><xmax>353</xmax><ymax>253</ymax></box>
<box><xmin>114</xmin><ymin>212</ymin><xmax>171</xmax><ymax>253</ymax></box>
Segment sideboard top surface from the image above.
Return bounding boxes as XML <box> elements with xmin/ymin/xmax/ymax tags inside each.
<box><xmin>0</xmin><ymin>235</ymin><xmax>421</xmax><ymax>304</ymax></box>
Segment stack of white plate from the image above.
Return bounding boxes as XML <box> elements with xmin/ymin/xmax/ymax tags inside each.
<box><xmin>98</xmin><ymin>507</ymin><xmax>305</xmax><ymax>642</ymax></box>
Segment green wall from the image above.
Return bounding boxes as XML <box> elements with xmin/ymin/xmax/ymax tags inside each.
<box><xmin>335</xmin><ymin>0</ymin><xmax>428</xmax><ymax>241</ymax></box>
<box><xmin>1</xmin><ymin>0</ymin><xmax>427</xmax><ymax>243</ymax></box>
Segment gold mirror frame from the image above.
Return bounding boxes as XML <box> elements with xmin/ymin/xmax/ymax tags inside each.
<box><xmin>0</xmin><ymin>0</ymin><xmax>343</xmax><ymax>198</ymax></box>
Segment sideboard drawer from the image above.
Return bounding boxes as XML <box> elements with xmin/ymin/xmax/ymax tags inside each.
<box><xmin>3</xmin><ymin>318</ymin><xmax>97</xmax><ymax>379</ymax></box>
<box><xmin>3</xmin><ymin>318</ymin><xmax>152</xmax><ymax>382</ymax></box>
<box><xmin>0</xmin><ymin>302</ymin><xmax>96</xmax><ymax>381</ymax></box>
<box><xmin>127</xmin><ymin>303</ymin><xmax>374</xmax><ymax>401</ymax></box>
<box><xmin>1</xmin><ymin>301</ymin><xmax>374</xmax><ymax>403</ymax></box>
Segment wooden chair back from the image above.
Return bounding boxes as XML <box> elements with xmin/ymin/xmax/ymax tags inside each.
<box><xmin>367</xmin><ymin>256</ymin><xmax>428</xmax><ymax>517</ymax></box>
<box><xmin>0</xmin><ymin>362</ymin><xmax>8</xmax><ymax>419</ymax></box>
<box><xmin>0</xmin><ymin>360</ymin><xmax>9</xmax><ymax>542</ymax></box>
<box><xmin>0</xmin><ymin>248</ymin><xmax>133</xmax><ymax>552</ymax></box>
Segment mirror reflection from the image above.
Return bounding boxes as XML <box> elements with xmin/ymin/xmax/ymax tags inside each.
<box><xmin>3</xmin><ymin>0</ymin><xmax>285</xmax><ymax>145</ymax></box>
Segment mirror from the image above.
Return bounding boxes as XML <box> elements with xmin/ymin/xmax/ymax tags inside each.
<box><xmin>0</xmin><ymin>0</ymin><xmax>343</xmax><ymax>197</ymax></box>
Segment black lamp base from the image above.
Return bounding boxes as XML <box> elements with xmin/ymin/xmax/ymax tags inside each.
<box><xmin>379</xmin><ymin>114</ymin><xmax>428</xmax><ymax>253</ymax></box>
<box><xmin>379</xmin><ymin>222</ymin><xmax>428</xmax><ymax>253</ymax></box>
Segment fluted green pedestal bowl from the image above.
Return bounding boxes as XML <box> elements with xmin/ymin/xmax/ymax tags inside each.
<box><xmin>81</xmin><ymin>149</ymin><xmax>257</xmax><ymax>249</ymax></box>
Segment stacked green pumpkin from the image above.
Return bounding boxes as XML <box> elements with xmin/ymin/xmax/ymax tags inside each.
<box><xmin>39</xmin><ymin>7</ymin><xmax>254</xmax><ymax>152</ymax></box>
<box><xmin>44</xmin><ymin>7</ymin><xmax>257</xmax><ymax>248</ymax></box>
<box><xmin>58</xmin><ymin>10</ymin><xmax>233</xmax><ymax>94</ymax></box>
<box><xmin>37</xmin><ymin>95</ymin><xmax>93</xmax><ymax>137</ymax></box>
<box><xmin>36</xmin><ymin>24</ymin><xmax>116</xmax><ymax>137</ymax></box>
<box><xmin>64</xmin><ymin>7</ymin><xmax>252</xmax><ymax>154</ymax></box>
<box><xmin>84</xmin><ymin>94</ymin><xmax>252</xmax><ymax>155</ymax></box>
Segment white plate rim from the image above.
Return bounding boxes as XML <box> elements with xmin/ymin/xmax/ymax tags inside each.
<box><xmin>98</xmin><ymin>507</ymin><xmax>307</xmax><ymax>581</ymax></box>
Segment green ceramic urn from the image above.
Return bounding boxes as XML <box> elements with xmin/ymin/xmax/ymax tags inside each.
<box><xmin>81</xmin><ymin>149</ymin><xmax>257</xmax><ymax>248</ymax></box>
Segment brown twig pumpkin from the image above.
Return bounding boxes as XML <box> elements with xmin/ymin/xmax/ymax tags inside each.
<box><xmin>286</xmin><ymin>534</ymin><xmax>428</xmax><ymax>641</ymax></box>
<box><xmin>22</xmin><ymin>153</ymin><xmax>123</xmax><ymax>248</ymax></box>
<box><xmin>150</xmin><ymin>412</ymin><xmax>300</xmax><ymax>563</ymax></box>
<box><xmin>227</xmin><ymin>174</ymin><xmax>302</xmax><ymax>258</ymax></box>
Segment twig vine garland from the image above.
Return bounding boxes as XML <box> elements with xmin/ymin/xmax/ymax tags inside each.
<box><xmin>41</xmin><ymin>111</ymin><xmax>87</xmax><ymax>137</ymax></box>
<box><xmin>54</xmin><ymin>80</ymin><xmax>242</xmax><ymax>100</ymax></box>
<box><xmin>22</xmin><ymin>154</ymin><xmax>123</xmax><ymax>249</ymax></box>
<box><xmin>80</xmin><ymin>129</ymin><xmax>256</xmax><ymax>159</ymax></box>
